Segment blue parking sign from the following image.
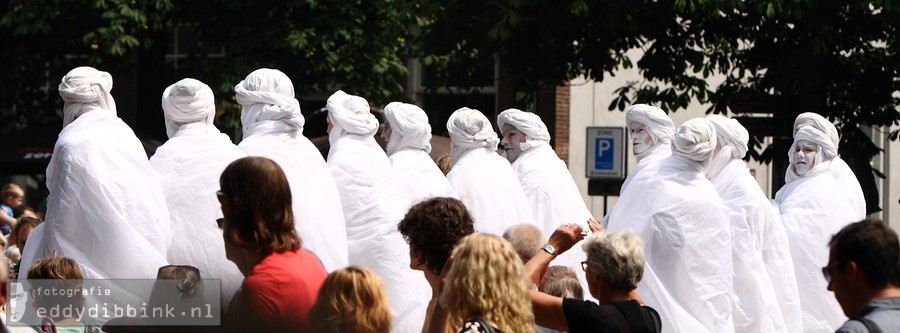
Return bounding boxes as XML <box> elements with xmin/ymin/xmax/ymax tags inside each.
<box><xmin>595</xmin><ymin>138</ymin><xmax>614</xmax><ymax>170</ymax></box>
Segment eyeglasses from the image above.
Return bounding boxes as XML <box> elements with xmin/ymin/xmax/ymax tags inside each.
<box><xmin>581</xmin><ymin>261</ymin><xmax>589</xmax><ymax>272</ymax></box>
<box><xmin>216</xmin><ymin>190</ymin><xmax>225</xmax><ymax>198</ymax></box>
<box><xmin>822</xmin><ymin>261</ymin><xmax>843</xmax><ymax>284</ymax></box>
<box><xmin>216</xmin><ymin>218</ymin><xmax>224</xmax><ymax>229</ymax></box>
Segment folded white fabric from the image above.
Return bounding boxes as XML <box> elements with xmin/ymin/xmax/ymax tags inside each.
<box><xmin>234</xmin><ymin>68</ymin><xmax>304</xmax><ymax>139</ymax></box>
<box><xmin>496</xmin><ymin>108</ymin><xmax>551</xmax><ymax>151</ymax></box>
<box><xmin>161</xmin><ymin>78</ymin><xmax>216</xmax><ymax>138</ymax></box>
<box><xmin>672</xmin><ymin>118</ymin><xmax>717</xmax><ymax>163</ymax></box>
<box><xmin>58</xmin><ymin>66</ymin><xmax>117</xmax><ymax>127</ymax></box>
<box><xmin>793</xmin><ymin>112</ymin><xmax>839</xmax><ymax>147</ymax></box>
<box><xmin>383</xmin><ymin>101</ymin><xmax>432</xmax><ymax>155</ymax></box>
<box><xmin>447</xmin><ymin>107</ymin><xmax>500</xmax><ymax>162</ymax></box>
<box><xmin>326</xmin><ymin>90</ymin><xmax>378</xmax><ymax>142</ymax></box>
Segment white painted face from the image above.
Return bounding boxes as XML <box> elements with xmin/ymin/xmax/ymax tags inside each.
<box><xmin>380</xmin><ymin>120</ymin><xmax>393</xmax><ymax>142</ymax></box>
<box><xmin>792</xmin><ymin>140</ymin><xmax>818</xmax><ymax>176</ymax></box>
<box><xmin>629</xmin><ymin>122</ymin><xmax>654</xmax><ymax>156</ymax></box>
<box><xmin>501</xmin><ymin>123</ymin><xmax>527</xmax><ymax>162</ymax></box>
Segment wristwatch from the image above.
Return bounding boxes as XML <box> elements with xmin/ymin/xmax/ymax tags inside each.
<box><xmin>541</xmin><ymin>244</ymin><xmax>558</xmax><ymax>257</ymax></box>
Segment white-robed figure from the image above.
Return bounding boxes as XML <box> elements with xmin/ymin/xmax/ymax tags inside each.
<box><xmin>773</xmin><ymin>125</ymin><xmax>862</xmax><ymax>332</ymax></box>
<box><xmin>19</xmin><ymin>67</ymin><xmax>171</xmax><ymax>283</ymax></box>
<box><xmin>621</xmin><ymin>104</ymin><xmax>676</xmax><ymax>191</ymax></box>
<box><xmin>326</xmin><ymin>90</ymin><xmax>429</xmax><ymax>333</ymax></box>
<box><xmin>607</xmin><ymin>118</ymin><xmax>734</xmax><ymax>333</ymax></box>
<box><xmin>793</xmin><ymin>112</ymin><xmax>867</xmax><ymax>217</ymax></box>
<box><xmin>706</xmin><ymin>115</ymin><xmax>796</xmax><ymax>333</ymax></box>
<box><xmin>235</xmin><ymin>68</ymin><xmax>348</xmax><ymax>272</ymax></box>
<box><xmin>600</xmin><ymin>104</ymin><xmax>675</xmax><ymax>227</ymax></box>
<box><xmin>496</xmin><ymin>109</ymin><xmax>593</xmax><ymax>298</ymax></box>
<box><xmin>445</xmin><ymin>107</ymin><xmax>537</xmax><ymax>235</ymax></box>
<box><xmin>149</xmin><ymin>78</ymin><xmax>245</xmax><ymax>303</ymax></box>
<box><xmin>381</xmin><ymin>102</ymin><xmax>457</xmax><ymax>208</ymax></box>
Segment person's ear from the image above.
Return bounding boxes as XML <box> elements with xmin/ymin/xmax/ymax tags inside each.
<box><xmin>845</xmin><ymin>261</ymin><xmax>861</xmax><ymax>281</ymax></box>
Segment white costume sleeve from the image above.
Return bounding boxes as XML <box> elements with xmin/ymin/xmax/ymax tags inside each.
<box><xmin>236</xmin><ymin>69</ymin><xmax>348</xmax><ymax>272</ymax></box>
<box><xmin>327</xmin><ymin>91</ymin><xmax>430</xmax><ymax>333</ymax></box>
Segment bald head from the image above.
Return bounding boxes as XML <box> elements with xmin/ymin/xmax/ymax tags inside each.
<box><xmin>503</xmin><ymin>224</ymin><xmax>545</xmax><ymax>262</ymax></box>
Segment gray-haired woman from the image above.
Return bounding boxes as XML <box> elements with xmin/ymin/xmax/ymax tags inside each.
<box><xmin>526</xmin><ymin>224</ymin><xmax>661</xmax><ymax>333</ymax></box>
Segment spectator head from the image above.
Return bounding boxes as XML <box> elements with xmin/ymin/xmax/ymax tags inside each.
<box><xmin>1</xmin><ymin>183</ymin><xmax>24</xmax><ymax>208</ymax></box>
<box><xmin>539</xmin><ymin>266</ymin><xmax>584</xmax><ymax>300</ymax></box>
<box><xmin>435</xmin><ymin>153</ymin><xmax>453</xmax><ymax>175</ymax></box>
<box><xmin>309</xmin><ymin>266</ymin><xmax>392</xmax><ymax>333</ymax></box>
<box><xmin>0</xmin><ymin>254</ymin><xmax>8</xmax><ymax>306</ymax></box>
<box><xmin>219</xmin><ymin>157</ymin><xmax>300</xmax><ymax>257</ymax></box>
<box><xmin>827</xmin><ymin>219</ymin><xmax>900</xmax><ymax>317</ymax></box>
<box><xmin>27</xmin><ymin>256</ymin><xmax>85</xmax><ymax>319</ymax></box>
<box><xmin>441</xmin><ymin>233</ymin><xmax>536</xmax><ymax>333</ymax></box>
<box><xmin>502</xmin><ymin>224</ymin><xmax>544</xmax><ymax>262</ymax></box>
<box><xmin>398</xmin><ymin>197</ymin><xmax>475</xmax><ymax>276</ymax></box>
<box><xmin>5</xmin><ymin>246</ymin><xmax>20</xmax><ymax>262</ymax></box>
<box><xmin>582</xmin><ymin>231</ymin><xmax>645</xmax><ymax>298</ymax></box>
<box><xmin>13</xmin><ymin>216</ymin><xmax>42</xmax><ymax>253</ymax></box>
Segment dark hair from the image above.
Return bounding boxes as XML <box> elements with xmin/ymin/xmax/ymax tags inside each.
<box><xmin>14</xmin><ymin>216</ymin><xmax>41</xmax><ymax>238</ymax></box>
<box><xmin>829</xmin><ymin>219</ymin><xmax>900</xmax><ymax>289</ymax></box>
<box><xmin>219</xmin><ymin>157</ymin><xmax>300</xmax><ymax>253</ymax></box>
<box><xmin>397</xmin><ymin>197</ymin><xmax>475</xmax><ymax>275</ymax></box>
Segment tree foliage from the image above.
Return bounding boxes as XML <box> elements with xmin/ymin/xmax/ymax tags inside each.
<box><xmin>417</xmin><ymin>0</ymin><xmax>900</xmax><ymax>162</ymax></box>
<box><xmin>0</xmin><ymin>0</ymin><xmax>414</xmax><ymax>135</ymax></box>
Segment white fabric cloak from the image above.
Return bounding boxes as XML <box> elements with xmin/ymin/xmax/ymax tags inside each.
<box><xmin>446</xmin><ymin>108</ymin><xmax>537</xmax><ymax>235</ymax></box>
<box><xmin>792</xmin><ymin>112</ymin><xmax>866</xmax><ymax>217</ymax></box>
<box><xmin>773</xmin><ymin>127</ymin><xmax>863</xmax><ymax>332</ymax></box>
<box><xmin>383</xmin><ymin>102</ymin><xmax>457</xmax><ymax>208</ymax></box>
<box><xmin>607</xmin><ymin>155</ymin><xmax>735</xmax><ymax>333</ymax></box>
<box><xmin>28</xmin><ymin>109</ymin><xmax>172</xmax><ymax>279</ymax></box>
<box><xmin>150</xmin><ymin>78</ymin><xmax>246</xmax><ymax>304</ymax></box>
<box><xmin>711</xmin><ymin>159</ymin><xmax>797</xmax><ymax>333</ymax></box>
<box><xmin>327</xmin><ymin>91</ymin><xmax>429</xmax><ymax>333</ymax></box>
<box><xmin>236</xmin><ymin>69</ymin><xmax>348</xmax><ymax>272</ymax></box>
<box><xmin>707</xmin><ymin>115</ymin><xmax>795</xmax><ymax>332</ymax></box>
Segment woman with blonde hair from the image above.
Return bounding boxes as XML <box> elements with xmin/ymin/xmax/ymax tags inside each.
<box><xmin>308</xmin><ymin>266</ymin><xmax>392</xmax><ymax>333</ymax></box>
<box><xmin>433</xmin><ymin>233</ymin><xmax>536</xmax><ymax>333</ymax></box>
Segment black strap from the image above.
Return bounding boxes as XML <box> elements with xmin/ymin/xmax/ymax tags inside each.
<box><xmin>856</xmin><ymin>317</ymin><xmax>882</xmax><ymax>333</ymax></box>
<box><xmin>600</xmin><ymin>304</ymin><xmax>632</xmax><ymax>333</ymax></box>
<box><xmin>642</xmin><ymin>306</ymin><xmax>662</xmax><ymax>333</ymax></box>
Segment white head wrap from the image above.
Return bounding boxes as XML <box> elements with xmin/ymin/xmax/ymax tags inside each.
<box><xmin>326</xmin><ymin>90</ymin><xmax>378</xmax><ymax>142</ymax></box>
<box><xmin>705</xmin><ymin>115</ymin><xmax>750</xmax><ymax>178</ymax></box>
<box><xmin>626</xmin><ymin>104</ymin><xmax>676</xmax><ymax>160</ymax></box>
<box><xmin>785</xmin><ymin>126</ymin><xmax>837</xmax><ymax>183</ymax></box>
<box><xmin>235</xmin><ymin>68</ymin><xmax>304</xmax><ymax>139</ymax></box>
<box><xmin>447</xmin><ymin>107</ymin><xmax>500</xmax><ymax>163</ymax></box>
<box><xmin>793</xmin><ymin>112</ymin><xmax>839</xmax><ymax>147</ymax></box>
<box><xmin>672</xmin><ymin>118</ymin><xmax>718</xmax><ymax>164</ymax></box>
<box><xmin>161</xmin><ymin>78</ymin><xmax>216</xmax><ymax>138</ymax></box>
<box><xmin>58</xmin><ymin>66</ymin><xmax>117</xmax><ymax>127</ymax></box>
<box><xmin>383</xmin><ymin>102</ymin><xmax>432</xmax><ymax>155</ymax></box>
<box><xmin>496</xmin><ymin>108</ymin><xmax>551</xmax><ymax>152</ymax></box>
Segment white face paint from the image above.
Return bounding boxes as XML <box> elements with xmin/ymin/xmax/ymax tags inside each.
<box><xmin>792</xmin><ymin>140</ymin><xmax>818</xmax><ymax>176</ymax></box>
<box><xmin>629</xmin><ymin>122</ymin><xmax>654</xmax><ymax>156</ymax></box>
<box><xmin>501</xmin><ymin>123</ymin><xmax>527</xmax><ymax>162</ymax></box>
<box><xmin>380</xmin><ymin>120</ymin><xmax>392</xmax><ymax>142</ymax></box>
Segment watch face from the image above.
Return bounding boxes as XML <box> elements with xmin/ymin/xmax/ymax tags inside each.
<box><xmin>542</xmin><ymin>244</ymin><xmax>556</xmax><ymax>255</ymax></box>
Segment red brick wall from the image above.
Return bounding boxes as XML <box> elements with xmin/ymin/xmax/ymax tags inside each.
<box><xmin>555</xmin><ymin>84</ymin><xmax>570</xmax><ymax>164</ymax></box>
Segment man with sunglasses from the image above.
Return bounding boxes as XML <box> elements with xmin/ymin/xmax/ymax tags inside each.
<box><xmin>826</xmin><ymin>219</ymin><xmax>900</xmax><ymax>333</ymax></box>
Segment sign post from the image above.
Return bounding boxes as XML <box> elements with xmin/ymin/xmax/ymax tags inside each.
<box><xmin>585</xmin><ymin>127</ymin><xmax>627</xmax><ymax>215</ymax></box>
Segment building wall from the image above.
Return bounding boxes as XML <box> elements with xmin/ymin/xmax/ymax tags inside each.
<box><xmin>564</xmin><ymin>66</ymin><xmax>900</xmax><ymax>230</ymax></box>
